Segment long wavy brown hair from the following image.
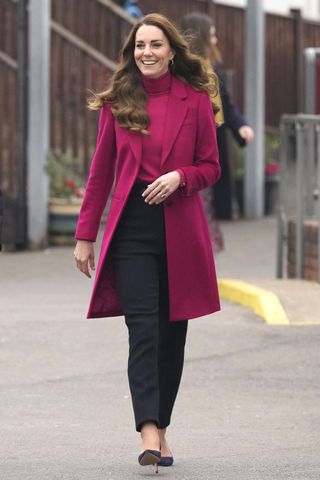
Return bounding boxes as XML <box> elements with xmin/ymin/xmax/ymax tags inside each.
<box><xmin>88</xmin><ymin>13</ymin><xmax>220</xmax><ymax>135</ymax></box>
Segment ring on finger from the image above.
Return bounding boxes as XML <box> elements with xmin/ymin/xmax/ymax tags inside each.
<box><xmin>160</xmin><ymin>193</ymin><xmax>167</xmax><ymax>198</ymax></box>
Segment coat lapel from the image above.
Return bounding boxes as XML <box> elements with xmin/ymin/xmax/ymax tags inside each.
<box><xmin>161</xmin><ymin>77</ymin><xmax>188</xmax><ymax>168</ymax></box>
<box><xmin>124</xmin><ymin>76</ymin><xmax>188</xmax><ymax>169</ymax></box>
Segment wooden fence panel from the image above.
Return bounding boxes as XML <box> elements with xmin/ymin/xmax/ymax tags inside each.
<box><xmin>0</xmin><ymin>0</ymin><xmax>17</xmax><ymax>59</ymax></box>
<box><xmin>265</xmin><ymin>14</ymin><xmax>297</xmax><ymax>126</ymax></box>
<box><xmin>139</xmin><ymin>0</ymin><xmax>209</xmax><ymax>21</ymax></box>
<box><xmin>50</xmin><ymin>27</ymin><xmax>113</xmax><ymax>173</ymax></box>
<box><xmin>214</xmin><ymin>5</ymin><xmax>245</xmax><ymax>112</ymax></box>
<box><xmin>0</xmin><ymin>0</ymin><xmax>18</xmax><ymax>197</ymax></box>
<box><xmin>304</xmin><ymin>19</ymin><xmax>320</xmax><ymax>47</ymax></box>
<box><xmin>52</xmin><ymin>0</ymin><xmax>134</xmax><ymax>63</ymax></box>
<box><xmin>0</xmin><ymin>0</ymin><xmax>24</xmax><ymax>247</ymax></box>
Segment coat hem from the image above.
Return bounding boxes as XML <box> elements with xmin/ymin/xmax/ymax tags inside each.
<box><xmin>87</xmin><ymin>310</ymin><xmax>123</xmax><ymax>319</ymax></box>
<box><xmin>170</xmin><ymin>303</ymin><xmax>221</xmax><ymax>321</ymax></box>
<box><xmin>86</xmin><ymin>304</ymin><xmax>221</xmax><ymax>320</ymax></box>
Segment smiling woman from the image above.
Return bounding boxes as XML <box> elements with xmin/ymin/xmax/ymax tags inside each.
<box><xmin>73</xmin><ymin>13</ymin><xmax>221</xmax><ymax>473</ymax></box>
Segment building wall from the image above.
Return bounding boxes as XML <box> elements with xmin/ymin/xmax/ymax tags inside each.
<box><xmin>215</xmin><ymin>0</ymin><xmax>320</xmax><ymax>20</ymax></box>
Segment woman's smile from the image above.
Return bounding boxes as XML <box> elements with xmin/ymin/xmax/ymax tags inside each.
<box><xmin>141</xmin><ymin>59</ymin><xmax>157</xmax><ymax>66</ymax></box>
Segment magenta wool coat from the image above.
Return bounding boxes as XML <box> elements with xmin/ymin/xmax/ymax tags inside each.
<box><xmin>75</xmin><ymin>76</ymin><xmax>221</xmax><ymax>321</ymax></box>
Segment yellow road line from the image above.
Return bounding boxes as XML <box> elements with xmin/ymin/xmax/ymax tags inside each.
<box><xmin>218</xmin><ymin>279</ymin><xmax>290</xmax><ymax>326</ymax></box>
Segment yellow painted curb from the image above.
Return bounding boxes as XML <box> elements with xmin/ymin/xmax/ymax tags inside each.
<box><xmin>218</xmin><ymin>279</ymin><xmax>290</xmax><ymax>326</ymax></box>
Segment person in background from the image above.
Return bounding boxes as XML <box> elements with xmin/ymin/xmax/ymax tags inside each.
<box><xmin>181</xmin><ymin>12</ymin><xmax>254</xmax><ymax>220</ymax></box>
<box><xmin>116</xmin><ymin>0</ymin><xmax>143</xmax><ymax>19</ymax></box>
<box><xmin>74</xmin><ymin>13</ymin><xmax>221</xmax><ymax>472</ymax></box>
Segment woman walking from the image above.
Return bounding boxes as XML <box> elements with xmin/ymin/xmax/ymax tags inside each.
<box><xmin>74</xmin><ymin>13</ymin><xmax>220</xmax><ymax>471</ymax></box>
<box><xmin>182</xmin><ymin>12</ymin><xmax>254</xmax><ymax>220</ymax></box>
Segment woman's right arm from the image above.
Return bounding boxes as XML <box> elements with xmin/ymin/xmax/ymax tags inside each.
<box><xmin>75</xmin><ymin>104</ymin><xmax>116</xmax><ymax>243</ymax></box>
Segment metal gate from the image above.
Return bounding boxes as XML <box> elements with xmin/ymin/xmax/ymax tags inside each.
<box><xmin>277</xmin><ymin>114</ymin><xmax>320</xmax><ymax>281</ymax></box>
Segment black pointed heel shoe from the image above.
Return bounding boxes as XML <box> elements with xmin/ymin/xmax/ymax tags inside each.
<box><xmin>159</xmin><ymin>454</ymin><xmax>174</xmax><ymax>467</ymax></box>
<box><xmin>138</xmin><ymin>449</ymin><xmax>161</xmax><ymax>473</ymax></box>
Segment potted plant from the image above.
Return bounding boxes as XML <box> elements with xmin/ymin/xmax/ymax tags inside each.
<box><xmin>233</xmin><ymin>130</ymin><xmax>281</xmax><ymax>215</ymax></box>
<box><xmin>46</xmin><ymin>150</ymin><xmax>85</xmax><ymax>242</ymax></box>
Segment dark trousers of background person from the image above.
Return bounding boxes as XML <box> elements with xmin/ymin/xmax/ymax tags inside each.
<box><xmin>213</xmin><ymin>126</ymin><xmax>233</xmax><ymax>220</ymax></box>
<box><xmin>110</xmin><ymin>183</ymin><xmax>188</xmax><ymax>432</ymax></box>
<box><xmin>213</xmin><ymin>157</ymin><xmax>232</xmax><ymax>220</ymax></box>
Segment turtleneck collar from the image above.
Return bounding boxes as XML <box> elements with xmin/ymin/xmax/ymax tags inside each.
<box><xmin>140</xmin><ymin>69</ymin><xmax>172</xmax><ymax>95</ymax></box>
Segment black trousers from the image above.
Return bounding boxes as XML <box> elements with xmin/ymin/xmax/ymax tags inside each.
<box><xmin>110</xmin><ymin>184</ymin><xmax>188</xmax><ymax>432</ymax></box>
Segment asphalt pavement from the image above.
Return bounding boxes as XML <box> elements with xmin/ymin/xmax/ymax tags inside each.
<box><xmin>1</xmin><ymin>216</ymin><xmax>320</xmax><ymax>479</ymax></box>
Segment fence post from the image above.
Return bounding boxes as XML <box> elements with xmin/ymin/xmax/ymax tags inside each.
<box><xmin>316</xmin><ymin>125</ymin><xmax>320</xmax><ymax>282</ymax></box>
<box><xmin>27</xmin><ymin>0</ymin><xmax>51</xmax><ymax>248</ymax></box>
<box><xmin>291</xmin><ymin>9</ymin><xmax>304</xmax><ymax>113</ymax></box>
<box><xmin>16</xmin><ymin>0</ymin><xmax>29</xmax><ymax>247</ymax></box>
<box><xmin>244</xmin><ymin>0</ymin><xmax>265</xmax><ymax>218</ymax></box>
<box><xmin>295</xmin><ymin>120</ymin><xmax>304</xmax><ymax>278</ymax></box>
<box><xmin>277</xmin><ymin>120</ymin><xmax>288</xmax><ymax>278</ymax></box>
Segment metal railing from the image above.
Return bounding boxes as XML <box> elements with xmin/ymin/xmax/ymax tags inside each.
<box><xmin>277</xmin><ymin>114</ymin><xmax>320</xmax><ymax>280</ymax></box>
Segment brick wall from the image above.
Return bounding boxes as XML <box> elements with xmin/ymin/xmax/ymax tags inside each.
<box><xmin>288</xmin><ymin>219</ymin><xmax>319</xmax><ymax>281</ymax></box>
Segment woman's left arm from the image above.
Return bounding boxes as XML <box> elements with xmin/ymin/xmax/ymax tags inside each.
<box><xmin>177</xmin><ymin>92</ymin><xmax>221</xmax><ymax>195</ymax></box>
<box><xmin>75</xmin><ymin>105</ymin><xmax>116</xmax><ymax>241</ymax></box>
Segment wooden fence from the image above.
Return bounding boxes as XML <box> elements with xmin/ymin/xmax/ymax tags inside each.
<box><xmin>0</xmin><ymin>0</ymin><xmax>17</xmax><ymax>200</ymax></box>
<box><xmin>0</xmin><ymin>0</ymin><xmax>27</xmax><ymax>246</ymax></box>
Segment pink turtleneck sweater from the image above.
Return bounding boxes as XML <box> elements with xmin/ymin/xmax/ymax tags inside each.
<box><xmin>135</xmin><ymin>70</ymin><xmax>186</xmax><ymax>188</ymax></box>
<box><xmin>136</xmin><ymin>70</ymin><xmax>171</xmax><ymax>184</ymax></box>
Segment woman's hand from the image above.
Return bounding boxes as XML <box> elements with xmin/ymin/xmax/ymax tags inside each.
<box><xmin>142</xmin><ymin>171</ymin><xmax>181</xmax><ymax>205</ymax></box>
<box><xmin>74</xmin><ymin>240</ymin><xmax>95</xmax><ymax>278</ymax></box>
<box><xmin>238</xmin><ymin>125</ymin><xmax>254</xmax><ymax>144</ymax></box>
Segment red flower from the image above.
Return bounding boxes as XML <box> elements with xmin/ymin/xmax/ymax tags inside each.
<box><xmin>265</xmin><ymin>162</ymin><xmax>281</xmax><ymax>176</ymax></box>
<box><xmin>63</xmin><ymin>179</ymin><xmax>77</xmax><ymax>188</ymax></box>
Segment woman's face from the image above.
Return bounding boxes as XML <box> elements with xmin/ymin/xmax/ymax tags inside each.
<box><xmin>134</xmin><ymin>25</ymin><xmax>174</xmax><ymax>79</ymax></box>
<box><xmin>210</xmin><ymin>26</ymin><xmax>218</xmax><ymax>48</ymax></box>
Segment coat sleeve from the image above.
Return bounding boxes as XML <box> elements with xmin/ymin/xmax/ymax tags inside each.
<box><xmin>178</xmin><ymin>92</ymin><xmax>221</xmax><ymax>195</ymax></box>
<box><xmin>75</xmin><ymin>105</ymin><xmax>116</xmax><ymax>242</ymax></box>
<box><xmin>216</xmin><ymin>67</ymin><xmax>247</xmax><ymax>147</ymax></box>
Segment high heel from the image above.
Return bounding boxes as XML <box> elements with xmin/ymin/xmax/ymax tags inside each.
<box><xmin>138</xmin><ymin>449</ymin><xmax>161</xmax><ymax>473</ymax></box>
